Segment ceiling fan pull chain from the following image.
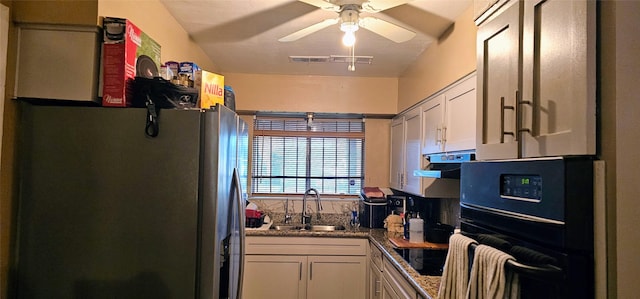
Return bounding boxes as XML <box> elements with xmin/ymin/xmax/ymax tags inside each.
<box><xmin>349</xmin><ymin>43</ymin><xmax>356</xmax><ymax>72</ymax></box>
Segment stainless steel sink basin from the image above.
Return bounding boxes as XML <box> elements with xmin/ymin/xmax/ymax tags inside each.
<box><xmin>271</xmin><ymin>225</ymin><xmax>304</xmax><ymax>231</ymax></box>
<box><xmin>270</xmin><ymin>224</ymin><xmax>346</xmax><ymax>231</ymax></box>
<box><xmin>308</xmin><ymin>225</ymin><xmax>345</xmax><ymax>231</ymax></box>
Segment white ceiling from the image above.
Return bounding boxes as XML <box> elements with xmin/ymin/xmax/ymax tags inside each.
<box><xmin>160</xmin><ymin>0</ymin><xmax>472</xmax><ymax>77</ymax></box>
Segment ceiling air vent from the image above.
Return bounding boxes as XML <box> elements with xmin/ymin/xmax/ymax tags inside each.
<box><xmin>330</xmin><ymin>55</ymin><xmax>373</xmax><ymax>64</ymax></box>
<box><xmin>289</xmin><ymin>56</ymin><xmax>330</xmax><ymax>63</ymax></box>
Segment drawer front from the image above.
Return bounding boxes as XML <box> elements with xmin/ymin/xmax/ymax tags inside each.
<box><xmin>245</xmin><ymin>236</ymin><xmax>367</xmax><ymax>256</ymax></box>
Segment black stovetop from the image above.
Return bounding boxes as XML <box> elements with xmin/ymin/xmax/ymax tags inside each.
<box><xmin>393</xmin><ymin>248</ymin><xmax>447</xmax><ymax>276</ymax></box>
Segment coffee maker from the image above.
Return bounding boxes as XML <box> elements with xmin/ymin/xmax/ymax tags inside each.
<box><xmin>386</xmin><ymin>195</ymin><xmax>406</xmax><ymax>216</ymax></box>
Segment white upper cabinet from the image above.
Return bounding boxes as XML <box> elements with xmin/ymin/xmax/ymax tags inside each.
<box><xmin>389</xmin><ymin>106</ymin><xmax>422</xmax><ymax>195</ymax></box>
<box><xmin>476</xmin><ymin>1</ymin><xmax>521</xmax><ymax>160</ymax></box>
<box><xmin>421</xmin><ymin>94</ymin><xmax>444</xmax><ymax>155</ymax></box>
<box><xmin>443</xmin><ymin>75</ymin><xmax>477</xmax><ymax>153</ymax></box>
<box><xmin>520</xmin><ymin>0</ymin><xmax>596</xmax><ymax>157</ymax></box>
<box><xmin>475</xmin><ymin>0</ymin><xmax>595</xmax><ymax>160</ymax></box>
<box><xmin>422</xmin><ymin>73</ymin><xmax>477</xmax><ymax>155</ymax></box>
<box><xmin>389</xmin><ymin>117</ymin><xmax>405</xmax><ymax>190</ymax></box>
<box><xmin>403</xmin><ymin>108</ymin><xmax>423</xmax><ymax>195</ymax></box>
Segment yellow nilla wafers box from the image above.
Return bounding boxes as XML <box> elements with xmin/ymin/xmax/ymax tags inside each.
<box><xmin>194</xmin><ymin>70</ymin><xmax>224</xmax><ymax>109</ymax></box>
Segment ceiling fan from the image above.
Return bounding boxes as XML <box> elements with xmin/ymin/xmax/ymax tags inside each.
<box><xmin>278</xmin><ymin>0</ymin><xmax>416</xmax><ymax>44</ymax></box>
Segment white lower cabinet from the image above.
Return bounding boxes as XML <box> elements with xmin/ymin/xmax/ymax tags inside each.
<box><xmin>370</xmin><ymin>260</ymin><xmax>383</xmax><ymax>299</ymax></box>
<box><xmin>307</xmin><ymin>255</ymin><xmax>367</xmax><ymax>299</ymax></box>
<box><xmin>382</xmin><ymin>256</ymin><xmax>417</xmax><ymax>299</ymax></box>
<box><xmin>243</xmin><ymin>237</ymin><xmax>367</xmax><ymax>299</ymax></box>
<box><xmin>243</xmin><ymin>255</ymin><xmax>306</xmax><ymax>299</ymax></box>
<box><xmin>369</xmin><ymin>243</ymin><xmax>384</xmax><ymax>299</ymax></box>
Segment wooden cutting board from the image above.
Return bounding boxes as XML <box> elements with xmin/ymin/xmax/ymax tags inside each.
<box><xmin>389</xmin><ymin>237</ymin><xmax>449</xmax><ymax>250</ymax></box>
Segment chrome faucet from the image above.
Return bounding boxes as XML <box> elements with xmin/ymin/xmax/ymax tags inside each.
<box><xmin>302</xmin><ymin>188</ymin><xmax>322</xmax><ymax>225</ymax></box>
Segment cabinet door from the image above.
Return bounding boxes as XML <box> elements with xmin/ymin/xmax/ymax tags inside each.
<box><xmin>369</xmin><ymin>259</ymin><xmax>383</xmax><ymax>299</ymax></box>
<box><xmin>520</xmin><ymin>0</ymin><xmax>596</xmax><ymax>157</ymax></box>
<box><xmin>444</xmin><ymin>76</ymin><xmax>477</xmax><ymax>152</ymax></box>
<box><xmin>390</xmin><ymin>117</ymin><xmax>404</xmax><ymax>189</ymax></box>
<box><xmin>403</xmin><ymin>108</ymin><xmax>422</xmax><ymax>195</ymax></box>
<box><xmin>382</xmin><ymin>276</ymin><xmax>400</xmax><ymax>299</ymax></box>
<box><xmin>476</xmin><ymin>1</ymin><xmax>521</xmax><ymax>160</ymax></box>
<box><xmin>421</xmin><ymin>95</ymin><xmax>445</xmax><ymax>155</ymax></box>
<box><xmin>306</xmin><ymin>255</ymin><xmax>367</xmax><ymax>299</ymax></box>
<box><xmin>242</xmin><ymin>255</ymin><xmax>306</xmax><ymax>299</ymax></box>
<box><xmin>382</xmin><ymin>258</ymin><xmax>416</xmax><ymax>299</ymax></box>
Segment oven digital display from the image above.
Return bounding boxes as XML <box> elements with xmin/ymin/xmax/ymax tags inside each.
<box><xmin>501</xmin><ymin>174</ymin><xmax>542</xmax><ymax>202</ymax></box>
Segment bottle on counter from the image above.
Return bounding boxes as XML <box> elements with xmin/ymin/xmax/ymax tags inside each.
<box><xmin>409</xmin><ymin>212</ymin><xmax>424</xmax><ymax>243</ymax></box>
<box><xmin>403</xmin><ymin>211</ymin><xmax>412</xmax><ymax>240</ymax></box>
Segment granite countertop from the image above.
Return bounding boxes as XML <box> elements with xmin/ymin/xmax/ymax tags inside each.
<box><xmin>245</xmin><ymin>226</ymin><xmax>441</xmax><ymax>298</ymax></box>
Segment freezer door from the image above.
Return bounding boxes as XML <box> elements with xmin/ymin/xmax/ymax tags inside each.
<box><xmin>16</xmin><ymin>104</ymin><xmax>202</xmax><ymax>298</ymax></box>
<box><xmin>220</xmin><ymin>168</ymin><xmax>245</xmax><ymax>299</ymax></box>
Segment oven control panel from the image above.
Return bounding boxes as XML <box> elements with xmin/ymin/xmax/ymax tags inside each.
<box><xmin>501</xmin><ymin>174</ymin><xmax>542</xmax><ymax>202</ymax></box>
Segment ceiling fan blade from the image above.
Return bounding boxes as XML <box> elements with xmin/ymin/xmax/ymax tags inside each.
<box><xmin>361</xmin><ymin>0</ymin><xmax>413</xmax><ymax>13</ymax></box>
<box><xmin>278</xmin><ymin>18</ymin><xmax>339</xmax><ymax>42</ymax></box>
<box><xmin>359</xmin><ymin>17</ymin><xmax>416</xmax><ymax>43</ymax></box>
<box><xmin>298</xmin><ymin>0</ymin><xmax>340</xmax><ymax>11</ymax></box>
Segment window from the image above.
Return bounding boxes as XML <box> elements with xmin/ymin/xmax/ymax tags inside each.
<box><xmin>252</xmin><ymin>115</ymin><xmax>364</xmax><ymax>195</ymax></box>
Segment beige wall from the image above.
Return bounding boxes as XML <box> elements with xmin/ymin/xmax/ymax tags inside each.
<box><xmin>229</xmin><ymin>73</ymin><xmax>394</xmax><ymax>191</ymax></box>
<box><xmin>600</xmin><ymin>1</ymin><xmax>640</xmax><ymax>298</ymax></box>
<box><xmin>225</xmin><ymin>73</ymin><xmax>397</xmax><ymax>115</ymax></box>
<box><xmin>364</xmin><ymin>118</ymin><xmax>390</xmax><ymax>187</ymax></box>
<box><xmin>397</xmin><ymin>5</ymin><xmax>477</xmax><ymax>112</ymax></box>
<box><xmin>98</xmin><ymin>0</ymin><xmax>216</xmax><ymax>71</ymax></box>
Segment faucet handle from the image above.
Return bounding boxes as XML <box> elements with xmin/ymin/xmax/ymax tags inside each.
<box><xmin>284</xmin><ymin>213</ymin><xmax>292</xmax><ymax>224</ymax></box>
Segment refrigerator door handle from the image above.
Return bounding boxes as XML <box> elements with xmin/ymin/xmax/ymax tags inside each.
<box><xmin>233</xmin><ymin>167</ymin><xmax>246</xmax><ymax>299</ymax></box>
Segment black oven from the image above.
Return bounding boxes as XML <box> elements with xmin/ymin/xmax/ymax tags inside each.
<box><xmin>460</xmin><ymin>157</ymin><xmax>594</xmax><ymax>299</ymax></box>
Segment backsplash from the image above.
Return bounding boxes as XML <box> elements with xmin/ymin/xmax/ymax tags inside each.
<box><xmin>247</xmin><ymin>197</ymin><xmax>359</xmax><ymax>226</ymax></box>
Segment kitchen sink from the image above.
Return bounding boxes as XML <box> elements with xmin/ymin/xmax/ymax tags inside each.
<box><xmin>271</xmin><ymin>225</ymin><xmax>304</xmax><ymax>231</ymax></box>
<box><xmin>270</xmin><ymin>224</ymin><xmax>346</xmax><ymax>231</ymax></box>
<box><xmin>307</xmin><ymin>225</ymin><xmax>346</xmax><ymax>231</ymax></box>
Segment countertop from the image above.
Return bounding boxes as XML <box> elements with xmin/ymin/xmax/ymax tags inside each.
<box><xmin>246</xmin><ymin>227</ymin><xmax>441</xmax><ymax>299</ymax></box>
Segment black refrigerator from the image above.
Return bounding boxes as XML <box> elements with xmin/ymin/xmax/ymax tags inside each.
<box><xmin>13</xmin><ymin>103</ymin><xmax>246</xmax><ymax>299</ymax></box>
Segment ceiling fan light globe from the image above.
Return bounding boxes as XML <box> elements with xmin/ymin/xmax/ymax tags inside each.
<box><xmin>340</xmin><ymin>22</ymin><xmax>359</xmax><ymax>33</ymax></box>
<box><xmin>342</xmin><ymin>31</ymin><xmax>356</xmax><ymax>47</ymax></box>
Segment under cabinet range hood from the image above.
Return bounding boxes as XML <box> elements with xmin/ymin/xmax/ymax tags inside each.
<box><xmin>413</xmin><ymin>152</ymin><xmax>475</xmax><ymax>179</ymax></box>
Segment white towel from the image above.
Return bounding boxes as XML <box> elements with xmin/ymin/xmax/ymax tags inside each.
<box><xmin>466</xmin><ymin>244</ymin><xmax>520</xmax><ymax>299</ymax></box>
<box><xmin>438</xmin><ymin>233</ymin><xmax>477</xmax><ymax>299</ymax></box>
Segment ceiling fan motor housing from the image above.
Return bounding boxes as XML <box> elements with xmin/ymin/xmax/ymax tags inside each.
<box><xmin>339</xmin><ymin>5</ymin><xmax>360</xmax><ymax>33</ymax></box>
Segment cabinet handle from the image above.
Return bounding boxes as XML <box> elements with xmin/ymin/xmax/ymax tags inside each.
<box><xmin>436</xmin><ymin>127</ymin><xmax>442</xmax><ymax>145</ymax></box>
<box><xmin>518</xmin><ymin>89</ymin><xmax>532</xmax><ymax>135</ymax></box>
<box><xmin>441</xmin><ymin>126</ymin><xmax>447</xmax><ymax>152</ymax></box>
<box><xmin>375</xmin><ymin>279</ymin><xmax>381</xmax><ymax>294</ymax></box>
<box><xmin>299</xmin><ymin>262</ymin><xmax>302</xmax><ymax>281</ymax></box>
<box><xmin>309</xmin><ymin>262</ymin><xmax>313</xmax><ymax>280</ymax></box>
<box><xmin>500</xmin><ymin>96</ymin><xmax>515</xmax><ymax>143</ymax></box>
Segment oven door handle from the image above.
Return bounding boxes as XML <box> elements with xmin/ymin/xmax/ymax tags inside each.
<box><xmin>468</xmin><ymin>242</ymin><xmax>564</xmax><ymax>281</ymax></box>
<box><xmin>505</xmin><ymin>259</ymin><xmax>564</xmax><ymax>281</ymax></box>
<box><xmin>461</xmin><ymin>203</ymin><xmax>565</xmax><ymax>225</ymax></box>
